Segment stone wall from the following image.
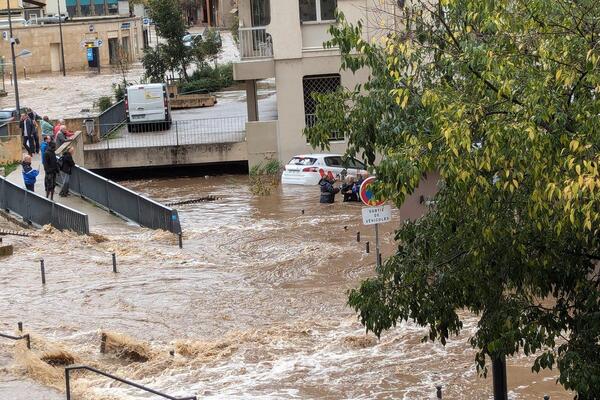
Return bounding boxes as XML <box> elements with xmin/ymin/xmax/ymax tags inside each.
<box><xmin>0</xmin><ymin>135</ymin><xmax>23</xmax><ymax>165</ymax></box>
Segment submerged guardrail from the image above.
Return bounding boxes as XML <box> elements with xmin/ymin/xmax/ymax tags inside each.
<box><xmin>65</xmin><ymin>365</ymin><xmax>196</xmax><ymax>400</ymax></box>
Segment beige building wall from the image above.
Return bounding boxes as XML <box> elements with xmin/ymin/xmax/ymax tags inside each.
<box><xmin>236</xmin><ymin>0</ymin><xmax>400</xmax><ymax>163</ymax></box>
<box><xmin>0</xmin><ymin>16</ymin><xmax>144</xmax><ymax>75</ymax></box>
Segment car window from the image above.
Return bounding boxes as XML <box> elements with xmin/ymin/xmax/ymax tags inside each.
<box><xmin>324</xmin><ymin>156</ymin><xmax>343</xmax><ymax>167</ymax></box>
<box><xmin>289</xmin><ymin>157</ymin><xmax>317</xmax><ymax>166</ymax></box>
<box><xmin>342</xmin><ymin>157</ymin><xmax>366</xmax><ymax>169</ymax></box>
<box><xmin>0</xmin><ymin>111</ymin><xmax>13</xmax><ymax>119</ymax></box>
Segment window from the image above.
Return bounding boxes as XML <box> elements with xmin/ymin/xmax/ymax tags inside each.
<box><xmin>343</xmin><ymin>158</ymin><xmax>366</xmax><ymax>170</ymax></box>
<box><xmin>251</xmin><ymin>0</ymin><xmax>270</xmax><ymax>26</ymax></box>
<box><xmin>299</xmin><ymin>0</ymin><xmax>337</xmax><ymax>22</ymax></box>
<box><xmin>324</xmin><ymin>156</ymin><xmax>343</xmax><ymax>167</ymax></box>
<box><xmin>289</xmin><ymin>157</ymin><xmax>317</xmax><ymax>166</ymax></box>
<box><xmin>303</xmin><ymin>74</ymin><xmax>343</xmax><ymax>141</ymax></box>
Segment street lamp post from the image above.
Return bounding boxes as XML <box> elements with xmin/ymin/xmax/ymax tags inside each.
<box><xmin>57</xmin><ymin>0</ymin><xmax>67</xmax><ymax>76</ymax></box>
<box><xmin>7</xmin><ymin>0</ymin><xmax>21</xmax><ymax>113</ymax></box>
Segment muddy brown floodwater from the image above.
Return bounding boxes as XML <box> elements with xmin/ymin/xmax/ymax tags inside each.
<box><xmin>0</xmin><ymin>175</ymin><xmax>571</xmax><ymax>399</ymax></box>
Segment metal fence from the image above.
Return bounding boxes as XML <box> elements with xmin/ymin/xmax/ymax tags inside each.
<box><xmin>57</xmin><ymin>165</ymin><xmax>182</xmax><ymax>234</ymax></box>
<box><xmin>0</xmin><ymin>177</ymin><xmax>90</xmax><ymax>235</ymax></box>
<box><xmin>98</xmin><ymin>100</ymin><xmax>126</xmax><ymax>137</ymax></box>
<box><xmin>84</xmin><ymin>116</ymin><xmax>246</xmax><ymax>150</ymax></box>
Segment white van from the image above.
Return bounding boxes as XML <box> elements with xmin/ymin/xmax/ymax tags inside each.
<box><xmin>125</xmin><ymin>83</ymin><xmax>172</xmax><ymax>132</ymax></box>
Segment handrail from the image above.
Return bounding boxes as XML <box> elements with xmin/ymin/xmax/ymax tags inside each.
<box><xmin>0</xmin><ymin>332</ymin><xmax>31</xmax><ymax>349</ymax></box>
<box><xmin>65</xmin><ymin>365</ymin><xmax>196</xmax><ymax>400</ymax></box>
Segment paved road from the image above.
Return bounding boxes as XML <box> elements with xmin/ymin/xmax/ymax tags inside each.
<box><xmin>6</xmin><ymin>154</ymin><xmax>132</xmax><ymax>232</ymax></box>
<box><xmin>85</xmin><ymin>92</ymin><xmax>277</xmax><ymax>150</ymax></box>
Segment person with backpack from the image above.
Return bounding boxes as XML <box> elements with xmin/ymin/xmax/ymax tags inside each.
<box><xmin>21</xmin><ymin>154</ymin><xmax>39</xmax><ymax>192</ymax></box>
<box><xmin>59</xmin><ymin>147</ymin><xmax>75</xmax><ymax>197</ymax></box>
<box><xmin>43</xmin><ymin>141</ymin><xmax>58</xmax><ymax>200</ymax></box>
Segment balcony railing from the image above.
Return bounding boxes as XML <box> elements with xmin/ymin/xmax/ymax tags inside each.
<box><xmin>238</xmin><ymin>27</ymin><xmax>273</xmax><ymax>59</ymax></box>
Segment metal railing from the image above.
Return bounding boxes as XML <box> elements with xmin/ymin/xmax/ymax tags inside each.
<box><xmin>84</xmin><ymin>116</ymin><xmax>246</xmax><ymax>150</ymax></box>
<box><xmin>57</xmin><ymin>165</ymin><xmax>182</xmax><ymax>234</ymax></box>
<box><xmin>0</xmin><ymin>176</ymin><xmax>90</xmax><ymax>235</ymax></box>
<box><xmin>305</xmin><ymin>114</ymin><xmax>344</xmax><ymax>141</ymax></box>
<box><xmin>65</xmin><ymin>365</ymin><xmax>196</xmax><ymax>400</ymax></box>
<box><xmin>0</xmin><ymin>332</ymin><xmax>31</xmax><ymax>349</ymax></box>
<box><xmin>98</xmin><ymin>99</ymin><xmax>126</xmax><ymax>137</ymax></box>
<box><xmin>238</xmin><ymin>27</ymin><xmax>273</xmax><ymax>59</ymax></box>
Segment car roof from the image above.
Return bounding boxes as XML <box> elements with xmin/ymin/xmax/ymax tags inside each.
<box><xmin>292</xmin><ymin>153</ymin><xmax>343</xmax><ymax>158</ymax></box>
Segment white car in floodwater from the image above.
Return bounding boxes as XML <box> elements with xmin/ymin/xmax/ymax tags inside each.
<box><xmin>281</xmin><ymin>154</ymin><xmax>369</xmax><ymax>186</ymax></box>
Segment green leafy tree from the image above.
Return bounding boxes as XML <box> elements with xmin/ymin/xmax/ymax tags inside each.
<box><xmin>142</xmin><ymin>45</ymin><xmax>170</xmax><ymax>83</ymax></box>
<box><xmin>147</xmin><ymin>0</ymin><xmax>191</xmax><ymax>80</ymax></box>
<box><xmin>305</xmin><ymin>1</ymin><xmax>600</xmax><ymax>397</ymax></box>
<box><xmin>198</xmin><ymin>28</ymin><xmax>223</xmax><ymax>67</ymax></box>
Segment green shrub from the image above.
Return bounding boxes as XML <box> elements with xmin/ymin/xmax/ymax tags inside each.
<box><xmin>249</xmin><ymin>160</ymin><xmax>282</xmax><ymax>196</ymax></box>
<box><xmin>113</xmin><ymin>83</ymin><xmax>126</xmax><ymax>102</ymax></box>
<box><xmin>97</xmin><ymin>96</ymin><xmax>113</xmax><ymax>112</ymax></box>
<box><xmin>182</xmin><ymin>63</ymin><xmax>234</xmax><ymax>94</ymax></box>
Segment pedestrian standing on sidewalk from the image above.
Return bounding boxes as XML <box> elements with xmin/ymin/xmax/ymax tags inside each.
<box><xmin>53</xmin><ymin>119</ymin><xmax>65</xmax><ymax>140</ymax></box>
<box><xmin>21</xmin><ymin>154</ymin><xmax>39</xmax><ymax>192</ymax></box>
<box><xmin>27</xmin><ymin>108</ymin><xmax>41</xmax><ymax>154</ymax></box>
<box><xmin>40</xmin><ymin>135</ymin><xmax>51</xmax><ymax>164</ymax></box>
<box><xmin>40</xmin><ymin>116</ymin><xmax>54</xmax><ymax>140</ymax></box>
<box><xmin>19</xmin><ymin>113</ymin><xmax>35</xmax><ymax>156</ymax></box>
<box><xmin>56</xmin><ymin>126</ymin><xmax>73</xmax><ymax>149</ymax></box>
<box><xmin>43</xmin><ymin>141</ymin><xmax>58</xmax><ymax>200</ymax></box>
<box><xmin>59</xmin><ymin>147</ymin><xmax>75</xmax><ymax>198</ymax></box>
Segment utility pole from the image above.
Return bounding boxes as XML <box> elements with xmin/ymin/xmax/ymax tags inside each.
<box><xmin>57</xmin><ymin>0</ymin><xmax>67</xmax><ymax>76</ymax></box>
<box><xmin>7</xmin><ymin>0</ymin><xmax>21</xmax><ymax>113</ymax></box>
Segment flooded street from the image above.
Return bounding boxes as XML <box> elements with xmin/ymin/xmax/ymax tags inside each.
<box><xmin>0</xmin><ymin>175</ymin><xmax>570</xmax><ymax>399</ymax></box>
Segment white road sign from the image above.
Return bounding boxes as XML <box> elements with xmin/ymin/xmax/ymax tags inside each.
<box><xmin>362</xmin><ymin>205</ymin><xmax>392</xmax><ymax>226</ymax></box>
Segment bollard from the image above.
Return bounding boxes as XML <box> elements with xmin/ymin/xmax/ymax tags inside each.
<box><xmin>40</xmin><ymin>259</ymin><xmax>46</xmax><ymax>285</ymax></box>
<box><xmin>169</xmin><ymin>349</ymin><xmax>175</xmax><ymax>357</ymax></box>
<box><xmin>378</xmin><ymin>253</ymin><xmax>383</xmax><ymax>267</ymax></box>
<box><xmin>357</xmin><ymin>232</ymin><xmax>361</xmax><ymax>242</ymax></box>
<box><xmin>436</xmin><ymin>385</ymin><xmax>442</xmax><ymax>399</ymax></box>
<box><xmin>366</xmin><ymin>242</ymin><xmax>370</xmax><ymax>254</ymax></box>
<box><xmin>178</xmin><ymin>233</ymin><xmax>183</xmax><ymax>249</ymax></box>
<box><xmin>17</xmin><ymin>322</ymin><xmax>23</xmax><ymax>332</ymax></box>
<box><xmin>544</xmin><ymin>396</ymin><xmax>550</xmax><ymax>400</ymax></box>
<box><xmin>100</xmin><ymin>333</ymin><xmax>107</xmax><ymax>354</ymax></box>
<box><xmin>24</xmin><ymin>334</ymin><xmax>31</xmax><ymax>350</ymax></box>
<box><xmin>112</xmin><ymin>253</ymin><xmax>117</xmax><ymax>273</ymax></box>
<box><xmin>301</xmin><ymin>209</ymin><xmax>305</xmax><ymax>215</ymax></box>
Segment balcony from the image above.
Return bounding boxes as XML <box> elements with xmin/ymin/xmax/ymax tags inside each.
<box><xmin>238</xmin><ymin>27</ymin><xmax>273</xmax><ymax>59</ymax></box>
<box><xmin>234</xmin><ymin>26</ymin><xmax>275</xmax><ymax>81</ymax></box>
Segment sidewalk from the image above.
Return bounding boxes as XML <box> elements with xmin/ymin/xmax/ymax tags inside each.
<box><xmin>5</xmin><ymin>153</ymin><xmax>130</xmax><ymax>232</ymax></box>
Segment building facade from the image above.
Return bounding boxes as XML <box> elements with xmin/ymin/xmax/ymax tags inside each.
<box><xmin>233</xmin><ymin>0</ymin><xmax>398</xmax><ymax>165</ymax></box>
<box><xmin>0</xmin><ymin>16</ymin><xmax>143</xmax><ymax>74</ymax></box>
<box><xmin>0</xmin><ymin>0</ymin><xmax>144</xmax><ymax>74</ymax></box>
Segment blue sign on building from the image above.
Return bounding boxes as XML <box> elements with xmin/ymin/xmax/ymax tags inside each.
<box><xmin>87</xmin><ymin>48</ymin><xmax>94</xmax><ymax>62</ymax></box>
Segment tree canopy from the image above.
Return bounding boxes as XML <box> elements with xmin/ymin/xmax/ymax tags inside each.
<box><xmin>305</xmin><ymin>0</ymin><xmax>600</xmax><ymax>397</ymax></box>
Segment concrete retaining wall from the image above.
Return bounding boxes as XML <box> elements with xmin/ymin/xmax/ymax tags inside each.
<box><xmin>84</xmin><ymin>141</ymin><xmax>249</xmax><ymax>169</ymax></box>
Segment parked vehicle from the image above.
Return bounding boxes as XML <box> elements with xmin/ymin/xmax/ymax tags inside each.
<box><xmin>0</xmin><ymin>109</ymin><xmax>18</xmax><ymax>124</ymax></box>
<box><xmin>281</xmin><ymin>154</ymin><xmax>369</xmax><ymax>186</ymax></box>
<box><xmin>125</xmin><ymin>84</ymin><xmax>172</xmax><ymax>133</ymax></box>
<box><xmin>0</xmin><ymin>107</ymin><xmax>31</xmax><ymax>124</ymax></box>
<box><xmin>182</xmin><ymin>33</ymin><xmax>202</xmax><ymax>47</ymax></box>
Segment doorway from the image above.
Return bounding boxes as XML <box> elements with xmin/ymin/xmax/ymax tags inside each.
<box><xmin>50</xmin><ymin>43</ymin><xmax>61</xmax><ymax>72</ymax></box>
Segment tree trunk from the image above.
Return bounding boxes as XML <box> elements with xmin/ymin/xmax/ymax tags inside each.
<box><xmin>492</xmin><ymin>356</ymin><xmax>508</xmax><ymax>400</ymax></box>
